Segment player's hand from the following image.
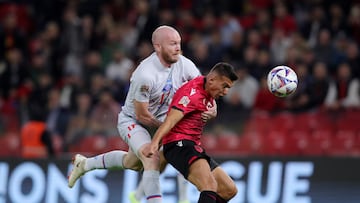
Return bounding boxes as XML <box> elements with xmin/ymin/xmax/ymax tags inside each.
<box><xmin>201</xmin><ymin>102</ymin><xmax>217</xmax><ymax>122</ymax></box>
<box><xmin>142</xmin><ymin>142</ymin><xmax>159</xmax><ymax>158</ymax></box>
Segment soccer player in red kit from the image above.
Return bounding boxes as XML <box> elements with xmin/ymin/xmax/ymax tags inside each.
<box><xmin>143</xmin><ymin>62</ymin><xmax>238</xmax><ymax>203</ymax></box>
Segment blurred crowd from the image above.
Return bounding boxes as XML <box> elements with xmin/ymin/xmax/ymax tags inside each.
<box><xmin>0</xmin><ymin>0</ymin><xmax>360</xmax><ymax>157</ymax></box>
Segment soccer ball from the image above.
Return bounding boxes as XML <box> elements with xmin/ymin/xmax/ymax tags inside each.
<box><xmin>267</xmin><ymin>65</ymin><xmax>298</xmax><ymax>97</ymax></box>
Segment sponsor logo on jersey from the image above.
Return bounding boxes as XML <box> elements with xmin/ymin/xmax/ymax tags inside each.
<box><xmin>176</xmin><ymin>141</ymin><xmax>183</xmax><ymax>147</ymax></box>
<box><xmin>190</xmin><ymin>88</ymin><xmax>196</xmax><ymax>96</ymax></box>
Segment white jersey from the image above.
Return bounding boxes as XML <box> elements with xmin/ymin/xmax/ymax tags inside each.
<box><xmin>121</xmin><ymin>52</ymin><xmax>201</xmax><ymax>122</ymax></box>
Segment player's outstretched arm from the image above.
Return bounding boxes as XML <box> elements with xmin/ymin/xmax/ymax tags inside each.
<box><xmin>143</xmin><ymin>108</ymin><xmax>184</xmax><ymax>157</ymax></box>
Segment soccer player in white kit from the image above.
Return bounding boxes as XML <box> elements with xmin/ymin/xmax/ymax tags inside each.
<box><xmin>68</xmin><ymin>25</ymin><xmax>216</xmax><ymax>203</ymax></box>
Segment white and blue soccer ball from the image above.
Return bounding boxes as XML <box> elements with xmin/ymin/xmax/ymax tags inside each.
<box><xmin>267</xmin><ymin>65</ymin><xmax>298</xmax><ymax>97</ymax></box>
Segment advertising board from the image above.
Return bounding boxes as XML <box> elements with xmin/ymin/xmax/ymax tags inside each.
<box><xmin>0</xmin><ymin>157</ymin><xmax>359</xmax><ymax>203</ymax></box>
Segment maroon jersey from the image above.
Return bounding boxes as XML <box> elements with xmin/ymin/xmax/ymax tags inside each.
<box><xmin>162</xmin><ymin>76</ymin><xmax>215</xmax><ymax>145</ymax></box>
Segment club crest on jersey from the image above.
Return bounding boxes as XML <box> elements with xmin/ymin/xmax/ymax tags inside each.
<box><xmin>206</xmin><ymin>102</ymin><xmax>213</xmax><ymax>110</ymax></box>
<box><xmin>203</xmin><ymin>99</ymin><xmax>213</xmax><ymax>110</ymax></box>
<box><xmin>179</xmin><ymin>96</ymin><xmax>190</xmax><ymax>107</ymax></box>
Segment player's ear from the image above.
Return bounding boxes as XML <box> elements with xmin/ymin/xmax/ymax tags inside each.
<box><xmin>153</xmin><ymin>43</ymin><xmax>161</xmax><ymax>52</ymax></box>
<box><xmin>207</xmin><ymin>72</ymin><xmax>217</xmax><ymax>81</ymax></box>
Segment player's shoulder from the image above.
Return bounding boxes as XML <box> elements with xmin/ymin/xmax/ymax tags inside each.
<box><xmin>178</xmin><ymin>55</ymin><xmax>197</xmax><ymax>68</ymax></box>
<box><xmin>132</xmin><ymin>54</ymin><xmax>157</xmax><ymax>79</ymax></box>
<box><xmin>132</xmin><ymin>66</ymin><xmax>153</xmax><ymax>80</ymax></box>
<box><xmin>136</xmin><ymin>53</ymin><xmax>156</xmax><ymax>69</ymax></box>
<box><xmin>179</xmin><ymin>76</ymin><xmax>204</xmax><ymax>95</ymax></box>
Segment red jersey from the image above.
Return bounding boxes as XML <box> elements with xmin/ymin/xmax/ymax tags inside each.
<box><xmin>162</xmin><ymin>76</ymin><xmax>215</xmax><ymax>145</ymax></box>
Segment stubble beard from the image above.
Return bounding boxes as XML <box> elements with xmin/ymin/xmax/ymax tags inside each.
<box><xmin>162</xmin><ymin>51</ymin><xmax>179</xmax><ymax>65</ymax></box>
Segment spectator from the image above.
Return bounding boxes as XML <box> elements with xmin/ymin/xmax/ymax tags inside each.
<box><xmin>328</xmin><ymin>3</ymin><xmax>349</xmax><ymax>39</ymax></box>
<box><xmin>325</xmin><ymin>63</ymin><xmax>360</xmax><ymax>110</ymax></box>
<box><xmin>332</xmin><ymin>33</ymin><xmax>349</xmax><ymax>64</ymax></box>
<box><xmin>65</xmin><ymin>91</ymin><xmax>92</xmax><ymax>148</ymax></box>
<box><xmin>220</xmin><ymin>66</ymin><xmax>259</xmax><ymax>127</ymax></box>
<box><xmin>270</xmin><ymin>28</ymin><xmax>291</xmax><ymax>64</ymax></box>
<box><xmin>100</xmin><ymin>26</ymin><xmax>122</xmax><ymax>68</ymax></box>
<box><xmin>300</xmin><ymin>5</ymin><xmax>327</xmax><ymax>48</ymax></box>
<box><xmin>245</xmin><ymin>28</ymin><xmax>267</xmax><ymax>50</ymax></box>
<box><xmin>28</xmin><ymin>53</ymin><xmax>49</xmax><ymax>87</ymax></box>
<box><xmin>0</xmin><ymin>88</ymin><xmax>21</xmax><ymax>133</ymax></box>
<box><xmin>289</xmin><ymin>32</ymin><xmax>308</xmax><ymax>52</ymax></box>
<box><xmin>188</xmin><ymin>34</ymin><xmax>212</xmax><ymax>73</ymax></box>
<box><xmin>105</xmin><ymin>47</ymin><xmax>134</xmax><ymax>104</ymax></box>
<box><xmin>118</xmin><ymin>22</ymin><xmax>139</xmax><ymax>55</ymax></box>
<box><xmin>0</xmin><ymin>48</ymin><xmax>28</xmax><ymax>99</ymax></box>
<box><xmin>133</xmin><ymin>40</ymin><xmax>153</xmax><ymax>63</ymax></box>
<box><xmin>224</xmin><ymin>31</ymin><xmax>244</xmax><ymax>63</ymax></box>
<box><xmin>313</xmin><ymin>29</ymin><xmax>339</xmax><ymax>72</ymax></box>
<box><xmin>219</xmin><ymin>12</ymin><xmax>242</xmax><ymax>47</ymax></box>
<box><xmin>176</xmin><ymin>9</ymin><xmax>197</xmax><ymax>45</ymax></box>
<box><xmin>130</xmin><ymin>0</ymin><xmax>159</xmax><ymax>45</ymax></box>
<box><xmin>81</xmin><ymin>15</ymin><xmax>100</xmax><ymax>52</ymax></box>
<box><xmin>0</xmin><ymin>3</ymin><xmax>33</xmax><ymax>34</ymax></box>
<box><xmin>301</xmin><ymin>47</ymin><xmax>316</xmax><ymax>72</ymax></box>
<box><xmin>223</xmin><ymin>66</ymin><xmax>259</xmax><ymax>109</ymax></box>
<box><xmin>89</xmin><ymin>73</ymin><xmax>107</xmax><ymax>105</ymax></box>
<box><xmin>83</xmin><ymin>51</ymin><xmax>104</xmax><ymax>88</ymax></box>
<box><xmin>40</xmin><ymin>21</ymin><xmax>62</xmax><ymax>82</ymax></box>
<box><xmin>272</xmin><ymin>2</ymin><xmax>297</xmax><ymax>35</ymax></box>
<box><xmin>45</xmin><ymin>88</ymin><xmax>70</xmax><ymax>139</ymax></box>
<box><xmin>199</xmin><ymin>10</ymin><xmax>218</xmax><ymax>41</ymax></box>
<box><xmin>284</xmin><ymin>46</ymin><xmax>302</xmax><ymax>71</ymax></box>
<box><xmin>305</xmin><ymin>61</ymin><xmax>332</xmax><ymax>111</ymax></box>
<box><xmin>253</xmin><ymin>49</ymin><xmax>272</xmax><ymax>80</ymax></box>
<box><xmin>286</xmin><ymin>63</ymin><xmax>313</xmax><ymax>112</ymax></box>
<box><xmin>26</xmin><ymin>72</ymin><xmax>52</xmax><ymax>121</ymax></box>
<box><xmin>254</xmin><ymin>9</ymin><xmax>272</xmax><ymax>46</ymax></box>
<box><xmin>0</xmin><ymin>13</ymin><xmax>27</xmax><ymax>60</ymax></box>
<box><xmin>59</xmin><ymin>6</ymin><xmax>86</xmax><ymax>77</ymax></box>
<box><xmin>94</xmin><ymin>12</ymin><xmax>116</xmax><ymax>44</ymax></box>
<box><xmin>88</xmin><ymin>88</ymin><xmax>121</xmax><ymax>136</ymax></box>
<box><xmin>345</xmin><ymin>43</ymin><xmax>360</xmax><ymax>79</ymax></box>
<box><xmin>253</xmin><ymin>75</ymin><xmax>284</xmax><ymax>113</ymax></box>
<box><xmin>17</xmin><ymin>78</ymin><xmax>34</xmax><ymax>124</ymax></box>
<box><xmin>348</xmin><ymin>4</ymin><xmax>360</xmax><ymax>44</ymax></box>
<box><xmin>22</xmin><ymin>72</ymin><xmax>54</xmax><ymax>158</ymax></box>
<box><xmin>243</xmin><ymin>45</ymin><xmax>258</xmax><ymax>77</ymax></box>
<box><xmin>206</xmin><ymin>29</ymin><xmax>228</xmax><ymax>71</ymax></box>
<box><xmin>158</xmin><ymin>8</ymin><xmax>176</xmax><ymax>27</ymax></box>
<box><xmin>105</xmin><ymin>48</ymin><xmax>134</xmax><ymax>84</ymax></box>
<box><xmin>58</xmin><ymin>73</ymin><xmax>84</xmax><ymax>111</ymax></box>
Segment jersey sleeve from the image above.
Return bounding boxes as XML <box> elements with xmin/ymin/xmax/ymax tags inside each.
<box><xmin>183</xmin><ymin>56</ymin><xmax>201</xmax><ymax>80</ymax></box>
<box><xmin>171</xmin><ymin>88</ymin><xmax>200</xmax><ymax>115</ymax></box>
<box><xmin>132</xmin><ymin>73</ymin><xmax>153</xmax><ymax>103</ymax></box>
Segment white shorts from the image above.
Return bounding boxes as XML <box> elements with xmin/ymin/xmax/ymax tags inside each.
<box><xmin>117</xmin><ymin>112</ymin><xmax>151</xmax><ymax>157</ymax></box>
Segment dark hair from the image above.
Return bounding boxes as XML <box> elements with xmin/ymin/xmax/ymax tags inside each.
<box><xmin>210</xmin><ymin>62</ymin><xmax>238</xmax><ymax>81</ymax></box>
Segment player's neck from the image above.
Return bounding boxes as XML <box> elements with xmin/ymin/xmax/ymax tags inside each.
<box><xmin>157</xmin><ymin>54</ymin><xmax>172</xmax><ymax>68</ymax></box>
<box><xmin>160</xmin><ymin>60</ymin><xmax>171</xmax><ymax>68</ymax></box>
